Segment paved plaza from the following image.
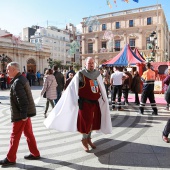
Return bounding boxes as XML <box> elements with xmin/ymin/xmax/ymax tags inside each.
<box><xmin>0</xmin><ymin>86</ymin><xmax>170</xmax><ymax>170</ymax></box>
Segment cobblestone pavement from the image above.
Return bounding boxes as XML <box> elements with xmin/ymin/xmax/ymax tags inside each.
<box><xmin>0</xmin><ymin>86</ymin><xmax>170</xmax><ymax>170</ymax></box>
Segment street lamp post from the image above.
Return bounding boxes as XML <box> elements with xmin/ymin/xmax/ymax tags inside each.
<box><xmin>0</xmin><ymin>54</ymin><xmax>8</xmax><ymax>73</ymax></box>
<box><xmin>149</xmin><ymin>31</ymin><xmax>157</xmax><ymax>62</ymax></box>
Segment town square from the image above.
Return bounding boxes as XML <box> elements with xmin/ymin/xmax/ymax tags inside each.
<box><xmin>0</xmin><ymin>0</ymin><xmax>170</xmax><ymax>169</ymax></box>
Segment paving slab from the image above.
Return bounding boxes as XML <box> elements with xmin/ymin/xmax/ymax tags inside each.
<box><xmin>0</xmin><ymin>87</ymin><xmax>170</xmax><ymax>169</ymax></box>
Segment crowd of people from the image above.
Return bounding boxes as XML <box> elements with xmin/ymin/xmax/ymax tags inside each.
<box><xmin>98</xmin><ymin>63</ymin><xmax>159</xmax><ymax>116</ymax></box>
<box><xmin>99</xmin><ymin>66</ymin><xmax>141</xmax><ymax>110</ymax></box>
<box><xmin>0</xmin><ymin>59</ymin><xmax>170</xmax><ymax>167</ymax></box>
<box><xmin>0</xmin><ymin>70</ymin><xmax>43</xmax><ymax>91</ymax></box>
<box><xmin>23</xmin><ymin>70</ymin><xmax>42</xmax><ymax>86</ymax></box>
<box><xmin>0</xmin><ymin>71</ymin><xmax>11</xmax><ymax>90</ymax></box>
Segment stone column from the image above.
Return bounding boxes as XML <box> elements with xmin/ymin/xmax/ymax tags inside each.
<box><xmin>82</xmin><ymin>56</ymin><xmax>86</xmax><ymax>68</ymax></box>
<box><xmin>94</xmin><ymin>34</ymin><xmax>98</xmax><ymax>53</ymax></box>
<box><xmin>95</xmin><ymin>56</ymin><xmax>99</xmax><ymax>69</ymax></box>
<box><xmin>81</xmin><ymin>36</ymin><xmax>85</xmax><ymax>54</ymax></box>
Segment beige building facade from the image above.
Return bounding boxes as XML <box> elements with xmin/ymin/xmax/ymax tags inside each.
<box><xmin>81</xmin><ymin>4</ymin><xmax>169</xmax><ymax>67</ymax></box>
<box><xmin>0</xmin><ymin>36</ymin><xmax>51</xmax><ymax>74</ymax></box>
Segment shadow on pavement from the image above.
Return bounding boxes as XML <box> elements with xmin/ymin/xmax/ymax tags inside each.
<box><xmin>0</xmin><ymin>96</ymin><xmax>10</xmax><ymax>101</ymax></box>
<box><xmin>94</xmin><ymin>138</ymin><xmax>170</xmax><ymax>168</ymax></box>
<box><xmin>12</xmin><ymin>158</ymin><xmax>122</xmax><ymax>170</ymax></box>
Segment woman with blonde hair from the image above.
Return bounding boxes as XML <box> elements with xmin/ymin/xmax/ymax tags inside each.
<box><xmin>41</xmin><ymin>69</ymin><xmax>57</xmax><ymax>118</ymax></box>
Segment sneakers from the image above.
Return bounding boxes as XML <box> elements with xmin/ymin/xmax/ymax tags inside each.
<box><xmin>24</xmin><ymin>154</ymin><xmax>40</xmax><ymax>160</ymax></box>
<box><xmin>162</xmin><ymin>135</ymin><xmax>169</xmax><ymax>143</ymax></box>
<box><xmin>0</xmin><ymin>158</ymin><xmax>16</xmax><ymax>167</ymax></box>
<box><xmin>152</xmin><ymin>112</ymin><xmax>158</xmax><ymax>115</ymax></box>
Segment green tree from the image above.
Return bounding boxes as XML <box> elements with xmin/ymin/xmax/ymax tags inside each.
<box><xmin>47</xmin><ymin>58</ymin><xmax>54</xmax><ymax>69</ymax></box>
<box><xmin>53</xmin><ymin>60</ymin><xmax>62</xmax><ymax>69</ymax></box>
<box><xmin>47</xmin><ymin>58</ymin><xmax>62</xmax><ymax>69</ymax></box>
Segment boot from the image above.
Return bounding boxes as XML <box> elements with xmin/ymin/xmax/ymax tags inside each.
<box><xmin>81</xmin><ymin>139</ymin><xmax>89</xmax><ymax>152</ymax></box>
<box><xmin>87</xmin><ymin>138</ymin><xmax>96</xmax><ymax>149</ymax></box>
<box><xmin>44</xmin><ymin>113</ymin><xmax>47</xmax><ymax>118</ymax></box>
<box><xmin>152</xmin><ymin>108</ymin><xmax>158</xmax><ymax>115</ymax></box>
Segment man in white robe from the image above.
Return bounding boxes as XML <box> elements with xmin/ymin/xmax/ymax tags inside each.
<box><xmin>44</xmin><ymin>57</ymin><xmax>112</xmax><ymax>152</ymax></box>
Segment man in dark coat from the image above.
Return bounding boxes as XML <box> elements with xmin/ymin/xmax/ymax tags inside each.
<box><xmin>26</xmin><ymin>70</ymin><xmax>32</xmax><ymax>86</ymax></box>
<box><xmin>122</xmin><ymin>68</ymin><xmax>132</xmax><ymax>105</ymax></box>
<box><xmin>0</xmin><ymin>62</ymin><xmax>40</xmax><ymax>167</ymax></box>
<box><xmin>53</xmin><ymin>65</ymin><xmax>65</xmax><ymax>105</ymax></box>
<box><xmin>131</xmin><ymin>71</ymin><xmax>141</xmax><ymax>105</ymax></box>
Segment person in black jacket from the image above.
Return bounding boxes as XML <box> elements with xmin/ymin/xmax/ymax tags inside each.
<box><xmin>26</xmin><ymin>70</ymin><xmax>32</xmax><ymax>86</ymax></box>
<box><xmin>131</xmin><ymin>71</ymin><xmax>141</xmax><ymax>105</ymax></box>
<box><xmin>122</xmin><ymin>68</ymin><xmax>132</xmax><ymax>105</ymax></box>
<box><xmin>53</xmin><ymin>65</ymin><xmax>65</xmax><ymax>105</ymax></box>
<box><xmin>64</xmin><ymin>73</ymin><xmax>74</xmax><ymax>90</ymax></box>
<box><xmin>0</xmin><ymin>62</ymin><xmax>40</xmax><ymax>167</ymax></box>
<box><xmin>66</xmin><ymin>66</ymin><xmax>75</xmax><ymax>79</ymax></box>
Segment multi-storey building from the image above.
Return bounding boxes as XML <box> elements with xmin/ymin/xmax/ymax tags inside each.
<box><xmin>0</xmin><ymin>29</ymin><xmax>11</xmax><ymax>37</ymax></box>
<box><xmin>76</xmin><ymin>33</ymin><xmax>82</xmax><ymax>65</ymax></box>
<box><xmin>65</xmin><ymin>23</ymin><xmax>81</xmax><ymax>64</ymax></box>
<box><xmin>29</xmin><ymin>26</ymin><xmax>71</xmax><ymax>66</ymax></box>
<box><xmin>81</xmin><ymin>4</ymin><xmax>169</xmax><ymax>67</ymax></box>
<box><xmin>25</xmin><ymin>23</ymin><xmax>82</xmax><ymax>67</ymax></box>
<box><xmin>22</xmin><ymin>25</ymin><xmax>40</xmax><ymax>42</ymax></box>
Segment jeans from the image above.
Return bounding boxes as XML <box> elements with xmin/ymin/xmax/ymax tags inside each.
<box><xmin>111</xmin><ymin>85</ymin><xmax>122</xmax><ymax>109</ymax></box>
<box><xmin>122</xmin><ymin>88</ymin><xmax>129</xmax><ymax>103</ymax></box>
<box><xmin>54</xmin><ymin>90</ymin><xmax>62</xmax><ymax>105</ymax></box>
<box><xmin>45</xmin><ymin>99</ymin><xmax>55</xmax><ymax>114</ymax></box>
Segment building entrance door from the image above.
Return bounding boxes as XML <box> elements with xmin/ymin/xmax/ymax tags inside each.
<box><xmin>27</xmin><ymin>59</ymin><xmax>36</xmax><ymax>73</ymax></box>
<box><xmin>27</xmin><ymin>64</ymin><xmax>36</xmax><ymax>73</ymax></box>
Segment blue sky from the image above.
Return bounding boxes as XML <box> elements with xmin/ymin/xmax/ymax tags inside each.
<box><xmin>0</xmin><ymin>0</ymin><xmax>169</xmax><ymax>35</ymax></box>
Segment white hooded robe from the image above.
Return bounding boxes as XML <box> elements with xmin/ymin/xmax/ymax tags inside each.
<box><xmin>44</xmin><ymin>72</ymin><xmax>112</xmax><ymax>134</ymax></box>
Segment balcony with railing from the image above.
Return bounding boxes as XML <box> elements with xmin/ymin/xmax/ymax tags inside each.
<box><xmin>82</xmin><ymin>4</ymin><xmax>161</xmax><ymax>22</ymax></box>
<box><xmin>84</xmin><ymin>47</ymin><xmax>122</xmax><ymax>54</ymax></box>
